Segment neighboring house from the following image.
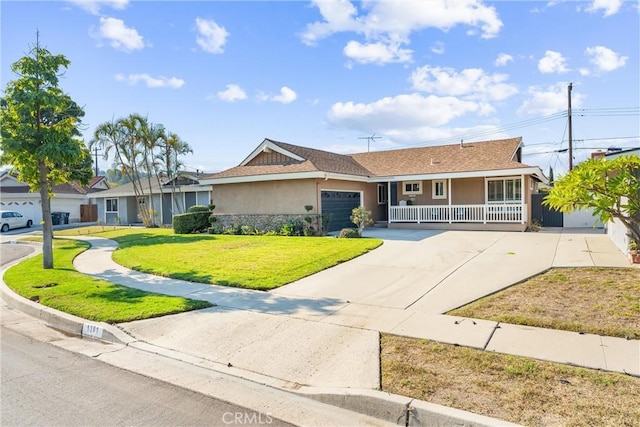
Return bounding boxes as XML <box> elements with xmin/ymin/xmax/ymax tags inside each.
<box><xmin>199</xmin><ymin>137</ymin><xmax>546</xmax><ymax>232</ymax></box>
<box><xmin>90</xmin><ymin>174</ymin><xmax>212</xmax><ymax>225</ymax></box>
<box><xmin>603</xmin><ymin>147</ymin><xmax>640</xmax><ymax>254</ymax></box>
<box><xmin>0</xmin><ymin>172</ymin><xmax>109</xmax><ymax>223</ymax></box>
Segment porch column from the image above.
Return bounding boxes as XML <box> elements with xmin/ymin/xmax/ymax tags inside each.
<box><xmin>521</xmin><ymin>174</ymin><xmax>525</xmax><ymax>224</ymax></box>
<box><xmin>448</xmin><ymin>178</ymin><xmax>452</xmax><ymax>224</ymax></box>
<box><xmin>387</xmin><ymin>181</ymin><xmax>391</xmax><ymax>223</ymax></box>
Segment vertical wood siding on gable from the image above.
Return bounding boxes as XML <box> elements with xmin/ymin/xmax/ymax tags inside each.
<box><xmin>248</xmin><ymin>151</ymin><xmax>299</xmax><ymax>166</ymax></box>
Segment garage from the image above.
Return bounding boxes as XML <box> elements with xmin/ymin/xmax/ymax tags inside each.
<box><xmin>321</xmin><ymin>191</ymin><xmax>361</xmax><ymax>232</ymax></box>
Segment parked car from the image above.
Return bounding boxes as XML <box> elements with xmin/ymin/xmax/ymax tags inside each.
<box><xmin>0</xmin><ymin>210</ymin><xmax>33</xmax><ymax>232</ymax></box>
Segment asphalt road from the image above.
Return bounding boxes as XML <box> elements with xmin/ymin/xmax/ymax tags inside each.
<box><xmin>1</xmin><ymin>327</ymin><xmax>294</xmax><ymax>427</ymax></box>
<box><xmin>0</xmin><ymin>242</ymin><xmax>35</xmax><ymax>266</ymax></box>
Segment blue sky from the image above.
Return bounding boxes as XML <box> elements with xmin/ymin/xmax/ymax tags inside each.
<box><xmin>2</xmin><ymin>0</ymin><xmax>638</xmax><ymax>177</ymax></box>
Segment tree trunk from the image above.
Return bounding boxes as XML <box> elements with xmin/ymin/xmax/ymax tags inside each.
<box><xmin>38</xmin><ymin>159</ymin><xmax>54</xmax><ymax>269</ymax></box>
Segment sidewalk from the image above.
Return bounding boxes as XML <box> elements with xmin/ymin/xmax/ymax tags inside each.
<box><xmin>71</xmin><ymin>233</ymin><xmax>639</xmax><ymax>379</ymax></box>
<box><xmin>2</xmin><ymin>231</ymin><xmax>639</xmax><ymax>426</ymax></box>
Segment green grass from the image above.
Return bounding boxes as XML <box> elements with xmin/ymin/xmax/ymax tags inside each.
<box><xmin>4</xmin><ymin>238</ymin><xmax>212</xmax><ymax>323</ymax></box>
<box><xmin>57</xmin><ymin>226</ymin><xmax>383</xmax><ymax>290</ymax></box>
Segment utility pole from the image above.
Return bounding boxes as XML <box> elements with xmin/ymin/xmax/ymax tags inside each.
<box><xmin>93</xmin><ymin>146</ymin><xmax>102</xmax><ymax>177</ymax></box>
<box><xmin>358</xmin><ymin>133</ymin><xmax>382</xmax><ymax>152</ymax></box>
<box><xmin>568</xmin><ymin>82</ymin><xmax>573</xmax><ymax>171</ymax></box>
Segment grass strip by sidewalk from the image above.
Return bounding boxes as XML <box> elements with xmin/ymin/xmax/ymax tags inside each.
<box><xmin>56</xmin><ymin>226</ymin><xmax>383</xmax><ymax>290</ymax></box>
<box><xmin>3</xmin><ymin>238</ymin><xmax>212</xmax><ymax>323</ymax></box>
<box><xmin>382</xmin><ymin>335</ymin><xmax>640</xmax><ymax>427</ymax></box>
<box><xmin>448</xmin><ymin>267</ymin><xmax>640</xmax><ymax>339</ymax></box>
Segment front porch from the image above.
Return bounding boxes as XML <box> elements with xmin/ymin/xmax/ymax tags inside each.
<box><xmin>389</xmin><ymin>203</ymin><xmax>527</xmax><ymax>224</ymax></box>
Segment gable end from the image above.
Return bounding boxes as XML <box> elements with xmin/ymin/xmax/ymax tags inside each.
<box><xmin>246</xmin><ymin>150</ymin><xmax>302</xmax><ymax>166</ymax></box>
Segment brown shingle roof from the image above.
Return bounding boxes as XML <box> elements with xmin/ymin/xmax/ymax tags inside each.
<box><xmin>208</xmin><ymin>137</ymin><xmax>532</xmax><ymax>181</ymax></box>
<box><xmin>351</xmin><ymin>137</ymin><xmax>527</xmax><ymax>176</ymax></box>
<box><xmin>209</xmin><ymin>138</ymin><xmax>373</xmax><ymax>179</ymax></box>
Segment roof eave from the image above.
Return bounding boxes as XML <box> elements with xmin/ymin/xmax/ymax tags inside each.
<box><xmin>200</xmin><ymin>171</ymin><xmax>370</xmax><ymax>185</ymax></box>
<box><xmin>370</xmin><ymin>166</ymin><xmax>547</xmax><ymax>183</ymax></box>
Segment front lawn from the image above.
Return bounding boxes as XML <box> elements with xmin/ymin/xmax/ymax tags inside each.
<box><xmin>3</xmin><ymin>238</ymin><xmax>212</xmax><ymax>323</ymax></box>
<box><xmin>56</xmin><ymin>226</ymin><xmax>382</xmax><ymax>290</ymax></box>
<box><xmin>448</xmin><ymin>267</ymin><xmax>640</xmax><ymax>339</ymax></box>
<box><xmin>382</xmin><ymin>335</ymin><xmax>640</xmax><ymax>427</ymax></box>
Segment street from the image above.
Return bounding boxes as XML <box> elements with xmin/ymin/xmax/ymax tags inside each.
<box><xmin>1</xmin><ymin>327</ymin><xmax>293</xmax><ymax>427</ymax></box>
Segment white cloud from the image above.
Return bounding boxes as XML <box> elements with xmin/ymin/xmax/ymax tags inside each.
<box><xmin>259</xmin><ymin>87</ymin><xmax>298</xmax><ymax>104</ymax></box>
<box><xmin>585</xmin><ymin>45</ymin><xmax>628</xmax><ymax>72</ymax></box>
<box><xmin>495</xmin><ymin>53</ymin><xmax>513</xmax><ymax>67</ymax></box>
<box><xmin>115</xmin><ymin>73</ymin><xmax>185</xmax><ymax>89</ymax></box>
<box><xmin>343</xmin><ymin>40</ymin><xmax>413</xmax><ymax>64</ymax></box>
<box><xmin>216</xmin><ymin>84</ymin><xmax>247</xmax><ymax>102</ymax></box>
<box><xmin>431</xmin><ymin>41</ymin><xmax>445</xmax><ymax>55</ymax></box>
<box><xmin>95</xmin><ymin>17</ymin><xmax>144</xmax><ymax>52</ymax></box>
<box><xmin>411</xmin><ymin>66</ymin><xmax>518</xmax><ymax>101</ymax></box>
<box><xmin>68</xmin><ymin>0</ymin><xmax>128</xmax><ymax>15</ymax></box>
<box><xmin>301</xmin><ymin>0</ymin><xmax>502</xmax><ymax>64</ymax></box>
<box><xmin>538</xmin><ymin>50</ymin><xmax>569</xmax><ymax>74</ymax></box>
<box><xmin>586</xmin><ymin>0</ymin><xmax>623</xmax><ymax>16</ymax></box>
<box><xmin>328</xmin><ymin>93</ymin><xmax>493</xmax><ymax>131</ymax></box>
<box><xmin>195</xmin><ymin>18</ymin><xmax>229</xmax><ymax>54</ymax></box>
<box><xmin>517</xmin><ymin>83</ymin><xmax>584</xmax><ymax>115</ymax></box>
<box><xmin>579</xmin><ymin>68</ymin><xmax>591</xmax><ymax>76</ymax></box>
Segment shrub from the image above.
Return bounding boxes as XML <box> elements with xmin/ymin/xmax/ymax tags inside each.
<box><xmin>174</xmin><ymin>205</ymin><xmax>214</xmax><ymax>234</ymax></box>
<box><xmin>173</xmin><ymin>213</ymin><xmax>199</xmax><ymax>234</ymax></box>
<box><xmin>279</xmin><ymin>219</ymin><xmax>303</xmax><ymax>236</ymax></box>
<box><xmin>338</xmin><ymin>228</ymin><xmax>360</xmax><ymax>238</ymax></box>
<box><xmin>188</xmin><ymin>205</ymin><xmax>213</xmax><ymax>233</ymax></box>
<box><xmin>350</xmin><ymin>206</ymin><xmax>373</xmax><ymax>237</ymax></box>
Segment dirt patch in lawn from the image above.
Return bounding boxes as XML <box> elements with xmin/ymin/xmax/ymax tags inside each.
<box><xmin>382</xmin><ymin>335</ymin><xmax>640</xmax><ymax>427</ymax></box>
<box><xmin>448</xmin><ymin>267</ymin><xmax>640</xmax><ymax>339</ymax></box>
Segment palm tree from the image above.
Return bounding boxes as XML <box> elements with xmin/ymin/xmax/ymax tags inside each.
<box><xmin>158</xmin><ymin>132</ymin><xmax>192</xmax><ymax>214</ymax></box>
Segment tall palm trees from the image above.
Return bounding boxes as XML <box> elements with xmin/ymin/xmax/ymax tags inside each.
<box><xmin>90</xmin><ymin>114</ymin><xmax>191</xmax><ymax>227</ymax></box>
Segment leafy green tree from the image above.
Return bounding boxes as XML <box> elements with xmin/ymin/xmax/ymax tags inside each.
<box><xmin>544</xmin><ymin>155</ymin><xmax>640</xmax><ymax>245</ymax></box>
<box><xmin>350</xmin><ymin>206</ymin><xmax>373</xmax><ymax>237</ymax></box>
<box><xmin>0</xmin><ymin>36</ymin><xmax>91</xmax><ymax>269</ymax></box>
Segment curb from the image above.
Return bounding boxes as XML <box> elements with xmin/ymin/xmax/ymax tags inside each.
<box><xmin>1</xmin><ymin>242</ymin><xmax>519</xmax><ymax>427</ymax></box>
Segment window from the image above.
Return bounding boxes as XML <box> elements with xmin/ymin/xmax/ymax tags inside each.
<box><xmin>377</xmin><ymin>184</ymin><xmax>388</xmax><ymax>204</ymax></box>
<box><xmin>402</xmin><ymin>181</ymin><xmax>422</xmax><ymax>195</ymax></box>
<box><xmin>106</xmin><ymin>198</ymin><xmax>118</xmax><ymax>213</ymax></box>
<box><xmin>487</xmin><ymin>178</ymin><xmax>522</xmax><ymax>203</ymax></box>
<box><xmin>432</xmin><ymin>180</ymin><xmax>446</xmax><ymax>199</ymax></box>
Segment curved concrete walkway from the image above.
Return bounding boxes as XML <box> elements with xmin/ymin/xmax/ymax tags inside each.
<box><xmin>71</xmin><ymin>230</ymin><xmax>639</xmax><ymax>379</ymax></box>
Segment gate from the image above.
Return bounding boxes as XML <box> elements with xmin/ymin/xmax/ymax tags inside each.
<box><xmin>531</xmin><ymin>193</ymin><xmax>563</xmax><ymax>227</ymax></box>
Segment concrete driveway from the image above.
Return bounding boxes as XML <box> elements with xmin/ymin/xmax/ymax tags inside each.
<box><xmin>272</xmin><ymin>228</ymin><xmax>630</xmax><ymax>321</ymax></box>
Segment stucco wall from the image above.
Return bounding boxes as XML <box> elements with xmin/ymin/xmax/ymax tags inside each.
<box><xmin>211</xmin><ymin>178</ymin><xmax>381</xmax><ymax>221</ymax></box>
<box><xmin>212</xmin><ymin>179</ymin><xmax>318</xmax><ymax>215</ymax></box>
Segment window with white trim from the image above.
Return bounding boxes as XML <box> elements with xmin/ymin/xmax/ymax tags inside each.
<box><xmin>402</xmin><ymin>181</ymin><xmax>422</xmax><ymax>195</ymax></box>
<box><xmin>377</xmin><ymin>184</ymin><xmax>388</xmax><ymax>204</ymax></box>
<box><xmin>106</xmin><ymin>198</ymin><xmax>118</xmax><ymax>213</ymax></box>
<box><xmin>432</xmin><ymin>180</ymin><xmax>446</xmax><ymax>199</ymax></box>
<box><xmin>487</xmin><ymin>178</ymin><xmax>522</xmax><ymax>203</ymax></box>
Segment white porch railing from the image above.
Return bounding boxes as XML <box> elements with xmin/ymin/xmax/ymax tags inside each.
<box><xmin>389</xmin><ymin>204</ymin><xmax>526</xmax><ymax>224</ymax></box>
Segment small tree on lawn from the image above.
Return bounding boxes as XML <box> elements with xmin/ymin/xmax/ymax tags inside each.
<box><xmin>0</xmin><ymin>34</ymin><xmax>91</xmax><ymax>269</ymax></box>
<box><xmin>544</xmin><ymin>155</ymin><xmax>640</xmax><ymax>246</ymax></box>
<box><xmin>350</xmin><ymin>206</ymin><xmax>373</xmax><ymax>237</ymax></box>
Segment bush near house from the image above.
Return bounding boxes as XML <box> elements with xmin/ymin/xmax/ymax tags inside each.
<box><xmin>338</xmin><ymin>228</ymin><xmax>360</xmax><ymax>238</ymax></box>
<box><xmin>173</xmin><ymin>204</ymin><xmax>215</xmax><ymax>234</ymax></box>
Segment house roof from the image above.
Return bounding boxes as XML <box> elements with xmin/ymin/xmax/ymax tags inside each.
<box><xmin>0</xmin><ymin>172</ymin><xmax>108</xmax><ymax>196</ymax></box>
<box><xmin>351</xmin><ymin>137</ymin><xmax>526</xmax><ymax>176</ymax></box>
<box><xmin>205</xmin><ymin>139</ymin><xmax>373</xmax><ymax>180</ymax></box>
<box><xmin>90</xmin><ymin>176</ymin><xmax>206</xmax><ymax>198</ymax></box>
<box><xmin>202</xmin><ymin>137</ymin><xmax>545</xmax><ymax>184</ymax></box>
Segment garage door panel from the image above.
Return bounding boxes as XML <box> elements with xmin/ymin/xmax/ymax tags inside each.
<box><xmin>321</xmin><ymin>191</ymin><xmax>361</xmax><ymax>232</ymax></box>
